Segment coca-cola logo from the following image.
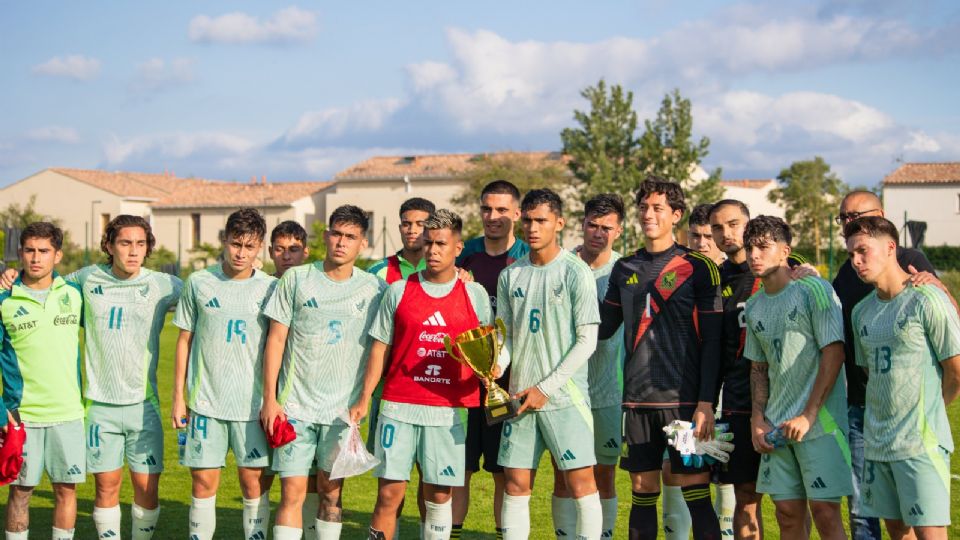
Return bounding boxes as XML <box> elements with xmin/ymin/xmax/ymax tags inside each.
<box><xmin>418</xmin><ymin>331</ymin><xmax>447</xmax><ymax>343</ymax></box>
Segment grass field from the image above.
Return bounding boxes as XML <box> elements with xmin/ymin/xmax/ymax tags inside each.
<box><xmin>4</xmin><ymin>313</ymin><xmax>960</xmax><ymax>539</ymax></box>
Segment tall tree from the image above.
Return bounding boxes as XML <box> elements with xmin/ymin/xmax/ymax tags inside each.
<box><xmin>637</xmin><ymin>89</ymin><xmax>724</xmax><ymax>212</ymax></box>
<box><xmin>451</xmin><ymin>152</ymin><xmax>568</xmax><ymax>238</ymax></box>
<box><xmin>768</xmin><ymin>156</ymin><xmax>848</xmax><ymax>265</ymax></box>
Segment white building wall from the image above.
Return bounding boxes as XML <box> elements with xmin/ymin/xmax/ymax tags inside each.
<box><xmin>722</xmin><ymin>184</ymin><xmax>785</xmax><ymax>219</ymax></box>
<box><xmin>883</xmin><ymin>184</ymin><xmax>960</xmax><ymax>246</ymax></box>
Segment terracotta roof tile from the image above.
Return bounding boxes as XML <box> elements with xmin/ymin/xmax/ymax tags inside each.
<box><xmin>882</xmin><ymin>162</ymin><xmax>960</xmax><ymax>185</ymax></box>
<box><xmin>151</xmin><ymin>180</ymin><xmax>332</xmax><ymax>209</ymax></box>
<box><xmin>50</xmin><ymin>167</ymin><xmax>200</xmax><ymax>199</ymax></box>
<box><xmin>334</xmin><ymin>151</ymin><xmax>567</xmax><ymax>180</ymax></box>
<box><xmin>720</xmin><ymin>179</ymin><xmax>775</xmax><ymax>189</ymax></box>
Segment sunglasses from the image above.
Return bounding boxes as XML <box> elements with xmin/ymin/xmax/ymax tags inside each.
<box><xmin>835</xmin><ymin>208</ymin><xmax>880</xmax><ymax>225</ymax></box>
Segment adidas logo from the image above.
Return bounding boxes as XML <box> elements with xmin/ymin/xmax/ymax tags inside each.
<box><xmin>249</xmin><ymin>532</ymin><xmax>266</xmax><ymax>540</ymax></box>
<box><xmin>722</xmin><ymin>285</ymin><xmax>733</xmax><ymax>297</ymax></box>
<box><xmin>559</xmin><ymin>449</ymin><xmax>576</xmax><ymax>461</ymax></box>
<box><xmin>754</xmin><ymin>321</ymin><xmax>765</xmax><ymax>333</ymax></box>
<box><xmin>860</xmin><ymin>325</ymin><xmax>868</xmax><ymax>337</ymax></box>
<box><xmin>67</xmin><ymin>464</ymin><xmax>83</xmax><ymax>475</ymax></box>
<box><xmin>246</xmin><ymin>448</ymin><xmax>263</xmax><ymax>460</ymax></box>
<box><xmin>205</xmin><ymin>297</ymin><xmax>221</xmax><ymax>308</ymax></box>
<box><xmin>142</xmin><ymin>455</ymin><xmax>157</xmax><ymax>466</ymax></box>
<box><xmin>137</xmin><ymin>526</ymin><xmax>155</xmax><ymax>533</ymax></box>
<box><xmin>601</xmin><ymin>530</ymin><xmax>613</xmax><ymax>538</ymax></box>
<box><xmin>626</xmin><ymin>273</ymin><xmax>639</xmax><ymax>285</ymax></box>
<box><xmin>439</xmin><ymin>465</ymin><xmax>455</xmax><ymax>477</ymax></box>
<box><xmin>664</xmin><ymin>526</ymin><xmax>675</xmax><ymax>533</ymax></box>
<box><xmin>512</xmin><ymin>287</ymin><xmax>524</xmax><ymax>298</ymax></box>
<box><xmin>423</xmin><ymin>311</ymin><xmax>447</xmax><ymax>326</ymax></box>
<box><xmin>303</xmin><ymin>297</ymin><xmax>319</xmax><ymax>308</ymax></box>
<box><xmin>555</xmin><ymin>527</ymin><xmax>569</xmax><ymax>537</ymax></box>
<box><xmin>191</xmin><ymin>535</ymin><xmax>201</xmax><ymax>540</ymax></box>
<box><xmin>810</xmin><ymin>477</ymin><xmax>827</xmax><ymax>489</ymax></box>
<box><xmin>90</xmin><ymin>285</ymin><xmax>104</xmax><ymax>295</ymax></box>
<box><xmin>602</xmin><ymin>438</ymin><xmax>618</xmax><ymax>449</ymax></box>
<box><xmin>908</xmin><ymin>503</ymin><xmax>924</xmax><ymax>517</ymax></box>
<box><xmin>13</xmin><ymin>306</ymin><xmax>29</xmax><ymax>318</ymax></box>
<box><xmin>100</xmin><ymin>530</ymin><xmax>118</xmax><ymax>538</ymax></box>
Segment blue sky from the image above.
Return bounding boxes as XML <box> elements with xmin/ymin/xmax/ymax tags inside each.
<box><xmin>2</xmin><ymin>0</ymin><xmax>958</xmax><ymax>187</ymax></box>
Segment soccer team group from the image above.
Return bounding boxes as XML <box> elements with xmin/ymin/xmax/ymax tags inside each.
<box><xmin>0</xmin><ymin>176</ymin><xmax>958</xmax><ymax>540</ymax></box>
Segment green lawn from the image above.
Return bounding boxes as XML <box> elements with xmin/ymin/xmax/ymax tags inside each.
<box><xmin>4</xmin><ymin>315</ymin><xmax>959</xmax><ymax>538</ymax></box>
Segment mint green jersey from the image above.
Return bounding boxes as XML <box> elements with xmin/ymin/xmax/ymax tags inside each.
<box><xmin>369</xmin><ymin>274</ymin><xmax>491</xmax><ymax>427</ymax></box>
<box><xmin>744</xmin><ymin>276</ymin><xmax>847</xmax><ymax>440</ymax></box>
<box><xmin>0</xmin><ymin>275</ymin><xmax>84</xmax><ymax>423</ymax></box>
<box><xmin>264</xmin><ymin>263</ymin><xmax>387</xmax><ymax>424</ymax></box>
<box><xmin>173</xmin><ymin>265</ymin><xmax>277</xmax><ymax>422</ymax></box>
<box><xmin>70</xmin><ymin>265</ymin><xmax>182</xmax><ymax>406</ymax></box>
<box><xmin>852</xmin><ymin>285</ymin><xmax>960</xmax><ymax>461</ymax></box>
<box><xmin>496</xmin><ymin>250</ymin><xmax>600</xmax><ymax>411</ymax></box>
<box><xmin>582</xmin><ymin>250</ymin><xmax>623</xmax><ymax>409</ymax></box>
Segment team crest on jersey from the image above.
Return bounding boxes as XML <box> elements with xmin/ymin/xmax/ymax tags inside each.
<box><xmin>553</xmin><ymin>282</ymin><xmax>564</xmax><ymax>298</ymax></box>
<box><xmin>355</xmin><ymin>298</ymin><xmax>367</xmax><ymax>312</ymax></box>
<box><xmin>138</xmin><ymin>285</ymin><xmax>150</xmax><ymax>298</ymax></box>
<box><xmin>59</xmin><ymin>293</ymin><xmax>73</xmax><ymax>313</ymax></box>
<box><xmin>897</xmin><ymin>316</ymin><xmax>909</xmax><ymax>331</ymax></box>
<box><xmin>659</xmin><ymin>271</ymin><xmax>677</xmax><ymax>291</ymax></box>
<box><xmin>787</xmin><ymin>306</ymin><xmax>799</xmax><ymax>322</ymax></box>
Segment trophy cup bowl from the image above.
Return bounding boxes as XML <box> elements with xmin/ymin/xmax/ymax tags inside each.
<box><xmin>443</xmin><ymin>319</ymin><xmax>520</xmax><ymax>425</ymax></box>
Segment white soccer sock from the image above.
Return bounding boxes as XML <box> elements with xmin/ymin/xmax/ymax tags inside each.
<box><xmin>132</xmin><ymin>503</ymin><xmax>160</xmax><ymax>540</ymax></box>
<box><xmin>189</xmin><ymin>495</ymin><xmax>217</xmax><ymax>540</ymax></box>
<box><xmin>715</xmin><ymin>483</ymin><xmax>735</xmax><ymax>539</ymax></box>
<box><xmin>243</xmin><ymin>493</ymin><xmax>270</xmax><ymax>540</ymax></box>
<box><xmin>419</xmin><ymin>521</ymin><xmax>426</xmax><ymax>540</ymax></box>
<box><xmin>302</xmin><ymin>492</ymin><xmax>319</xmax><ymax>540</ymax></box>
<box><xmin>273</xmin><ymin>524</ymin><xmax>303</xmax><ymax>540</ymax></box>
<box><xmin>92</xmin><ymin>505</ymin><xmax>122</xmax><ymax>539</ymax></box>
<box><xmin>51</xmin><ymin>527</ymin><xmax>74</xmax><ymax>540</ymax></box>
<box><xmin>501</xmin><ymin>493</ymin><xmax>531</xmax><ymax>540</ymax></box>
<box><xmin>574</xmin><ymin>492</ymin><xmax>602</xmax><ymax>540</ymax></box>
<box><xmin>423</xmin><ymin>500</ymin><xmax>452</xmax><ymax>540</ymax></box>
<box><xmin>662</xmin><ymin>485</ymin><xmax>691</xmax><ymax>540</ymax></box>
<box><xmin>600</xmin><ymin>497</ymin><xmax>618</xmax><ymax>538</ymax></box>
<box><xmin>316</xmin><ymin>519</ymin><xmax>343</xmax><ymax>540</ymax></box>
<box><xmin>4</xmin><ymin>531</ymin><xmax>28</xmax><ymax>540</ymax></box>
<box><xmin>551</xmin><ymin>496</ymin><xmax>578</xmax><ymax>538</ymax></box>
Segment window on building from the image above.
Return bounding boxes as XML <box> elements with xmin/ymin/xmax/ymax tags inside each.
<box><xmin>191</xmin><ymin>213</ymin><xmax>201</xmax><ymax>248</ymax></box>
<box><xmin>100</xmin><ymin>213</ymin><xmax>111</xmax><ymax>236</ymax></box>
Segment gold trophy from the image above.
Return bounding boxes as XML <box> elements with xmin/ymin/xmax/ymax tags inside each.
<box><xmin>444</xmin><ymin>319</ymin><xmax>520</xmax><ymax>425</ymax></box>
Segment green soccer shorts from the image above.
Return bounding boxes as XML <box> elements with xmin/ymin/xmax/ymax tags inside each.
<box><xmin>592</xmin><ymin>404</ymin><xmax>621</xmax><ymax>466</ymax></box>
<box><xmin>86</xmin><ymin>400</ymin><xmax>164</xmax><ymax>474</ymax></box>
<box><xmin>859</xmin><ymin>447</ymin><xmax>951</xmax><ymax>527</ymax></box>
<box><xmin>15</xmin><ymin>419</ymin><xmax>86</xmax><ymax>486</ymax></box>
<box><xmin>272</xmin><ymin>418</ymin><xmax>350</xmax><ymax>477</ymax></box>
<box><xmin>498</xmin><ymin>404</ymin><xmax>597</xmax><ymax>471</ymax></box>
<box><xmin>180</xmin><ymin>412</ymin><xmax>271</xmax><ymax>470</ymax></box>
<box><xmin>372</xmin><ymin>415</ymin><xmax>467</xmax><ymax>487</ymax></box>
<box><xmin>757</xmin><ymin>430</ymin><xmax>853</xmax><ymax>501</ymax></box>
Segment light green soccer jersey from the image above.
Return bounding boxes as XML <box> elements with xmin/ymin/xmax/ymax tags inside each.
<box><xmin>173</xmin><ymin>265</ymin><xmax>277</xmax><ymax>422</ymax></box>
<box><xmin>496</xmin><ymin>249</ymin><xmax>601</xmax><ymax>411</ymax></box>
<box><xmin>582</xmin><ymin>250</ymin><xmax>623</xmax><ymax>409</ymax></box>
<box><xmin>744</xmin><ymin>276</ymin><xmax>847</xmax><ymax>440</ymax></box>
<box><xmin>369</xmin><ymin>274</ymin><xmax>492</xmax><ymax>427</ymax></box>
<box><xmin>852</xmin><ymin>285</ymin><xmax>960</xmax><ymax>461</ymax></box>
<box><xmin>70</xmin><ymin>265</ymin><xmax>182</xmax><ymax>406</ymax></box>
<box><xmin>264</xmin><ymin>263</ymin><xmax>387</xmax><ymax>424</ymax></box>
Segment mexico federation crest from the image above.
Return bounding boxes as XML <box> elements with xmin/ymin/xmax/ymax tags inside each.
<box><xmin>659</xmin><ymin>271</ymin><xmax>677</xmax><ymax>291</ymax></box>
<box><xmin>59</xmin><ymin>293</ymin><xmax>72</xmax><ymax>313</ymax></box>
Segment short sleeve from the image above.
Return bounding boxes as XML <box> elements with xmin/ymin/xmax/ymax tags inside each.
<box><xmin>368</xmin><ymin>282</ymin><xmax>403</xmax><ymax>345</ymax></box>
<box><xmin>173</xmin><ymin>276</ymin><xmax>198</xmax><ymax>332</ymax></box>
<box><xmin>802</xmin><ymin>277</ymin><xmax>845</xmax><ymax>350</ymax></box>
<box><xmin>850</xmin><ymin>304</ymin><xmax>869</xmax><ymax>368</ymax></box>
<box><xmin>164</xmin><ymin>275</ymin><xmax>184</xmax><ymax>311</ymax></box>
<box><xmin>496</xmin><ymin>270</ymin><xmax>512</xmax><ymax>332</ymax></box>
<box><xmin>692</xmin><ymin>256</ymin><xmax>723</xmax><ymax>313</ymax></box>
<box><xmin>263</xmin><ymin>270</ymin><xmax>297</xmax><ymax>327</ymax></box>
<box><xmin>918</xmin><ymin>286</ymin><xmax>960</xmax><ymax>362</ymax></box>
<box><xmin>570</xmin><ymin>262</ymin><xmax>600</xmax><ymax>327</ymax></box>
<box><xmin>466</xmin><ymin>282</ymin><xmax>493</xmax><ymax>326</ymax></box>
<box><xmin>743</xmin><ymin>307</ymin><xmax>766</xmax><ymax>363</ymax></box>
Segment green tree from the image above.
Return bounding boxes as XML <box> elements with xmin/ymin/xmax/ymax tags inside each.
<box><xmin>189</xmin><ymin>242</ymin><xmax>220</xmax><ymax>269</ymax></box>
<box><xmin>768</xmin><ymin>157</ymin><xmax>848</xmax><ymax>265</ymax></box>
<box><xmin>637</xmin><ymin>89</ymin><xmax>724</xmax><ymax>214</ymax></box>
<box><xmin>306</xmin><ymin>221</ymin><xmax>327</xmax><ymax>263</ymax></box>
<box><xmin>451</xmin><ymin>152</ymin><xmax>568</xmax><ymax>238</ymax></box>
<box><xmin>0</xmin><ymin>195</ymin><xmax>50</xmax><ymax>229</ymax></box>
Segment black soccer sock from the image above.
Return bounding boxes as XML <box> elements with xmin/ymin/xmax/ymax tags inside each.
<box><xmin>682</xmin><ymin>483</ymin><xmax>721</xmax><ymax>540</ymax></box>
<box><xmin>450</xmin><ymin>523</ymin><xmax>463</xmax><ymax>539</ymax></box>
<box><xmin>368</xmin><ymin>527</ymin><xmax>387</xmax><ymax>540</ymax></box>
<box><xmin>629</xmin><ymin>491</ymin><xmax>660</xmax><ymax>540</ymax></box>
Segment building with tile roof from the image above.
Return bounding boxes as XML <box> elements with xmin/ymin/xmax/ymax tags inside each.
<box><xmin>718</xmin><ymin>178</ymin><xmax>785</xmax><ymax>219</ymax></box>
<box><xmin>882</xmin><ymin>162</ymin><xmax>960</xmax><ymax>246</ymax></box>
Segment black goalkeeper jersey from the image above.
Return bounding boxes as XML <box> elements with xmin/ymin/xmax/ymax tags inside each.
<box><xmin>717</xmin><ymin>255</ymin><xmax>805</xmax><ymax>416</ymax></box>
<box><xmin>599</xmin><ymin>243</ymin><xmax>722</xmax><ymax>408</ymax></box>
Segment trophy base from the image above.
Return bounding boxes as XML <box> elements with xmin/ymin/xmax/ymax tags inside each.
<box><xmin>484</xmin><ymin>399</ymin><xmax>520</xmax><ymax>426</ymax></box>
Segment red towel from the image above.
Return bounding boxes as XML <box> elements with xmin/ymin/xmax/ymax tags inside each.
<box><xmin>267</xmin><ymin>416</ymin><xmax>296</xmax><ymax>448</ymax></box>
<box><xmin>0</xmin><ymin>422</ymin><xmax>26</xmax><ymax>485</ymax></box>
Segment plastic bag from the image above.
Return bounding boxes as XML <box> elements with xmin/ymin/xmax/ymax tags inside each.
<box><xmin>328</xmin><ymin>413</ymin><xmax>380</xmax><ymax>480</ymax></box>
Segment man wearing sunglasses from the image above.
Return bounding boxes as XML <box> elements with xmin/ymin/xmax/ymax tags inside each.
<box><xmin>831</xmin><ymin>190</ymin><xmax>957</xmax><ymax>540</ymax></box>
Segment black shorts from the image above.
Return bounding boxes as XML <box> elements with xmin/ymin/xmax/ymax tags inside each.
<box><xmin>620</xmin><ymin>407</ymin><xmax>709</xmax><ymax>474</ymax></box>
<box><xmin>465</xmin><ymin>406</ymin><xmax>504</xmax><ymax>473</ymax></box>
<box><xmin>715</xmin><ymin>414</ymin><xmax>760</xmax><ymax>485</ymax></box>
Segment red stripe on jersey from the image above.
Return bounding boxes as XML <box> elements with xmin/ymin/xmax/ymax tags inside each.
<box><xmin>633</xmin><ymin>296</ymin><xmax>661</xmax><ymax>350</ymax></box>
<box><xmin>385</xmin><ymin>255</ymin><xmax>404</xmax><ymax>284</ymax></box>
<box><xmin>655</xmin><ymin>257</ymin><xmax>695</xmax><ymax>301</ymax></box>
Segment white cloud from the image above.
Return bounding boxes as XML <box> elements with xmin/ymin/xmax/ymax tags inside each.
<box><xmin>188</xmin><ymin>6</ymin><xmax>317</xmax><ymax>45</ymax></box>
<box><xmin>282</xmin><ymin>99</ymin><xmax>405</xmax><ymax>144</ymax></box>
<box><xmin>103</xmin><ymin>132</ymin><xmax>256</xmax><ymax>168</ymax></box>
<box><xmin>32</xmin><ymin>55</ymin><xmax>101</xmax><ymax>81</ymax></box>
<box><xmin>132</xmin><ymin>58</ymin><xmax>196</xmax><ymax>93</ymax></box>
<box><xmin>25</xmin><ymin>126</ymin><xmax>80</xmax><ymax>144</ymax></box>
<box><xmin>903</xmin><ymin>131</ymin><xmax>941</xmax><ymax>153</ymax></box>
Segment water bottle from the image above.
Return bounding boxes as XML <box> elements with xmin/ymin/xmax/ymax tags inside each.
<box><xmin>177</xmin><ymin>418</ymin><xmax>188</xmax><ymax>460</ymax></box>
<box><xmin>764</xmin><ymin>427</ymin><xmax>788</xmax><ymax>448</ymax></box>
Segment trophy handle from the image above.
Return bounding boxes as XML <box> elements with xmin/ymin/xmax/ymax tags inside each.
<box><xmin>493</xmin><ymin>318</ymin><xmax>507</xmax><ymax>357</ymax></box>
<box><xmin>443</xmin><ymin>335</ymin><xmax>467</xmax><ymax>365</ymax></box>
